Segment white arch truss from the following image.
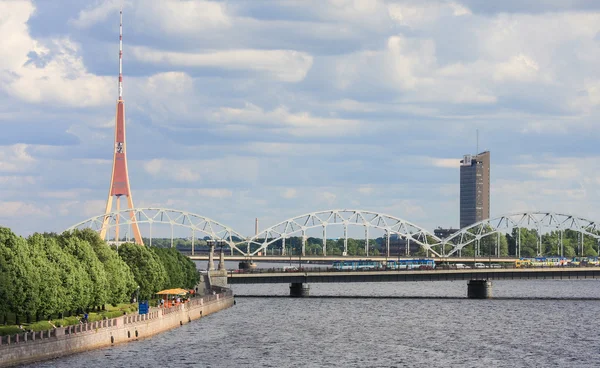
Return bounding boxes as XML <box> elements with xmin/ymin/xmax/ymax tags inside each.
<box><xmin>66</xmin><ymin>208</ymin><xmax>248</xmax><ymax>255</ymax></box>
<box><xmin>440</xmin><ymin>211</ymin><xmax>600</xmax><ymax>257</ymax></box>
<box><xmin>246</xmin><ymin>209</ymin><xmax>441</xmax><ymax>257</ymax></box>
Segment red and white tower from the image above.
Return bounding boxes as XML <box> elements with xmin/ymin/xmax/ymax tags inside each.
<box><xmin>100</xmin><ymin>9</ymin><xmax>143</xmax><ymax>245</ymax></box>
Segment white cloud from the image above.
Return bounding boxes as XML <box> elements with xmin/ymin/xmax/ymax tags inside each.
<box><xmin>0</xmin><ymin>144</ymin><xmax>36</xmax><ymax>173</ymax></box>
<box><xmin>70</xmin><ymin>0</ymin><xmax>231</xmax><ymax>32</ymax></box>
<box><xmin>358</xmin><ymin>186</ymin><xmax>374</xmax><ymax>195</ymax></box>
<box><xmin>196</xmin><ymin>188</ymin><xmax>233</xmax><ymax>199</ymax></box>
<box><xmin>142</xmin><ymin>157</ymin><xmax>259</xmax><ymax>184</ymax></box>
<box><xmin>0</xmin><ymin>0</ymin><xmax>36</xmax><ymax>71</ymax></box>
<box><xmin>38</xmin><ymin>190</ymin><xmax>75</xmax><ymax>199</ymax></box>
<box><xmin>281</xmin><ymin>188</ymin><xmax>297</xmax><ymax>199</ymax></box>
<box><xmin>493</xmin><ymin>54</ymin><xmax>540</xmax><ymax>82</ymax></box>
<box><xmin>382</xmin><ymin>200</ymin><xmax>427</xmax><ymax>220</ymax></box>
<box><xmin>82</xmin><ymin>200</ymin><xmax>107</xmax><ymax>218</ymax></box>
<box><xmin>70</xmin><ymin>0</ymin><xmax>122</xmax><ymax>29</ymax></box>
<box><xmin>0</xmin><ymin>4</ymin><xmax>113</xmax><ymax>106</ymax></box>
<box><xmin>132</xmin><ymin>47</ymin><xmax>313</xmax><ymax>83</ymax></box>
<box><xmin>212</xmin><ymin>103</ymin><xmax>362</xmax><ymax>137</ymax></box>
<box><xmin>174</xmin><ymin>167</ymin><xmax>201</xmax><ymax>183</ymax></box>
<box><xmin>0</xmin><ymin>175</ymin><xmax>36</xmax><ymax>186</ymax></box>
<box><xmin>143</xmin><ymin>159</ymin><xmax>163</xmax><ymax>175</ymax></box>
<box><xmin>134</xmin><ymin>0</ymin><xmax>231</xmax><ymax>33</ymax></box>
<box><xmin>388</xmin><ymin>1</ymin><xmax>471</xmax><ymax>28</ymax></box>
<box><xmin>428</xmin><ymin>158</ymin><xmax>460</xmax><ymax>169</ymax></box>
<box><xmin>320</xmin><ymin>192</ymin><xmax>337</xmax><ymax>206</ymax></box>
<box><xmin>516</xmin><ymin>161</ymin><xmax>582</xmax><ymax>180</ymax></box>
<box><xmin>57</xmin><ymin>200</ymin><xmax>80</xmax><ymax>216</ymax></box>
<box><xmin>0</xmin><ymin>201</ymin><xmax>49</xmax><ymax>218</ymax></box>
<box><xmin>332</xmin><ymin>34</ymin><xmax>498</xmax><ymax>104</ymax></box>
<box><xmin>142</xmin><ymin>72</ymin><xmax>194</xmax><ymax>95</ymax></box>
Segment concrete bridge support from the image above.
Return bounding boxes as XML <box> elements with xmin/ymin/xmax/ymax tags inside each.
<box><xmin>467</xmin><ymin>280</ymin><xmax>492</xmax><ymax>299</ymax></box>
<box><xmin>207</xmin><ymin>244</ymin><xmax>215</xmax><ymax>271</ymax></box>
<box><xmin>218</xmin><ymin>249</ymin><xmax>226</xmax><ymax>271</ymax></box>
<box><xmin>289</xmin><ymin>283</ymin><xmax>310</xmax><ymax>297</ymax></box>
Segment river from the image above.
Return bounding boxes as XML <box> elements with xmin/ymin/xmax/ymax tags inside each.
<box><xmin>26</xmin><ymin>274</ymin><xmax>600</xmax><ymax>368</ymax></box>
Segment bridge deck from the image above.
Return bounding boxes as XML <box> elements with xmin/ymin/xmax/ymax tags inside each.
<box><xmin>228</xmin><ymin>267</ymin><xmax>600</xmax><ymax>284</ymax></box>
<box><xmin>191</xmin><ymin>255</ymin><xmax>519</xmax><ymax>263</ymax></box>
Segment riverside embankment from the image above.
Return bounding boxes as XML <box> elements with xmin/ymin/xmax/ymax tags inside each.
<box><xmin>0</xmin><ymin>289</ymin><xmax>234</xmax><ymax>368</ymax></box>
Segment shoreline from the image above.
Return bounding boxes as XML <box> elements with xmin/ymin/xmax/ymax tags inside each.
<box><xmin>0</xmin><ymin>290</ymin><xmax>234</xmax><ymax>368</ymax></box>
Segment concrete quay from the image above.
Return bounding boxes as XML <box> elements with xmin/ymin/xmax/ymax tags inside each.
<box><xmin>0</xmin><ymin>289</ymin><xmax>234</xmax><ymax>368</ymax></box>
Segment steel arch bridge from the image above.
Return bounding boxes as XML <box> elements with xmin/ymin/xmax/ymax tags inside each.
<box><xmin>246</xmin><ymin>209</ymin><xmax>442</xmax><ymax>257</ymax></box>
<box><xmin>439</xmin><ymin>211</ymin><xmax>600</xmax><ymax>257</ymax></box>
<box><xmin>66</xmin><ymin>208</ymin><xmax>249</xmax><ymax>255</ymax></box>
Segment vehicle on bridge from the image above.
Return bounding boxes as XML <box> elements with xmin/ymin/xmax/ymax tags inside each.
<box><xmin>515</xmin><ymin>257</ymin><xmax>570</xmax><ymax>268</ymax></box>
<box><xmin>571</xmin><ymin>257</ymin><xmax>600</xmax><ymax>266</ymax></box>
<box><xmin>386</xmin><ymin>259</ymin><xmax>436</xmax><ymax>270</ymax></box>
<box><xmin>332</xmin><ymin>259</ymin><xmax>436</xmax><ymax>271</ymax></box>
<box><xmin>332</xmin><ymin>260</ymin><xmax>382</xmax><ymax>270</ymax></box>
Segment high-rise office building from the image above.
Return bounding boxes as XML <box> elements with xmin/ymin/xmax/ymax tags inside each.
<box><xmin>459</xmin><ymin>151</ymin><xmax>490</xmax><ymax>228</ymax></box>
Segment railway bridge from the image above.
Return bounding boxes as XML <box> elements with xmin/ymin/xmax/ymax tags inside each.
<box><xmin>224</xmin><ymin>267</ymin><xmax>600</xmax><ymax>298</ymax></box>
<box><xmin>69</xmin><ymin>209</ymin><xmax>600</xmax><ymax>260</ymax></box>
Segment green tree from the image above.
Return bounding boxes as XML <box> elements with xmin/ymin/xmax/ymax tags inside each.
<box><xmin>172</xmin><ymin>249</ymin><xmax>200</xmax><ymax>289</ymax></box>
<box><xmin>58</xmin><ymin>233</ymin><xmax>108</xmax><ymax>310</ymax></box>
<box><xmin>507</xmin><ymin>228</ymin><xmax>540</xmax><ymax>257</ymax></box>
<box><xmin>73</xmin><ymin>229</ymin><xmax>136</xmax><ymax>306</ymax></box>
<box><xmin>39</xmin><ymin>235</ymin><xmax>82</xmax><ymax>316</ymax></box>
<box><xmin>479</xmin><ymin>232</ymin><xmax>509</xmax><ymax>257</ymax></box>
<box><xmin>27</xmin><ymin>233</ymin><xmax>63</xmax><ymax>320</ymax></box>
<box><xmin>118</xmin><ymin>243</ymin><xmax>167</xmax><ymax>300</ymax></box>
<box><xmin>0</xmin><ymin>228</ymin><xmax>18</xmax><ymax>323</ymax></box>
<box><xmin>153</xmin><ymin>247</ymin><xmax>185</xmax><ymax>289</ymax></box>
<box><xmin>0</xmin><ymin>228</ymin><xmax>39</xmax><ymax>324</ymax></box>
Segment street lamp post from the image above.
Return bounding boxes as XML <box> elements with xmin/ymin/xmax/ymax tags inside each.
<box><xmin>489</xmin><ymin>238</ymin><xmax>492</xmax><ymax>268</ymax></box>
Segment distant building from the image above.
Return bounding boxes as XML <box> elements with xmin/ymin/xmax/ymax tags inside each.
<box><xmin>434</xmin><ymin>227</ymin><xmax>459</xmax><ymax>239</ymax></box>
<box><xmin>389</xmin><ymin>234</ymin><xmax>422</xmax><ymax>255</ymax></box>
<box><xmin>460</xmin><ymin>151</ymin><xmax>490</xmax><ymax>228</ymax></box>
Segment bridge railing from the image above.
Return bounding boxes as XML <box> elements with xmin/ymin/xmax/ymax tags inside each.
<box><xmin>229</xmin><ymin>263</ymin><xmax>600</xmax><ymax>274</ymax></box>
<box><xmin>0</xmin><ymin>289</ymin><xmax>233</xmax><ymax>347</ymax></box>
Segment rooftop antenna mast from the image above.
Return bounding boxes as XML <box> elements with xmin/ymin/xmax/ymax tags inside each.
<box><xmin>476</xmin><ymin>129</ymin><xmax>479</xmax><ymax>154</ymax></box>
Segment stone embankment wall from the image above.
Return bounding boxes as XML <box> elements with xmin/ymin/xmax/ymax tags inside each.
<box><xmin>0</xmin><ymin>290</ymin><xmax>234</xmax><ymax>368</ymax></box>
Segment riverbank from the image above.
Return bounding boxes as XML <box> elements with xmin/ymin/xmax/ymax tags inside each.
<box><xmin>0</xmin><ymin>289</ymin><xmax>234</xmax><ymax>368</ymax></box>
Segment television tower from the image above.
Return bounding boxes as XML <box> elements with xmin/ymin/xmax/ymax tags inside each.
<box><xmin>100</xmin><ymin>9</ymin><xmax>143</xmax><ymax>245</ymax></box>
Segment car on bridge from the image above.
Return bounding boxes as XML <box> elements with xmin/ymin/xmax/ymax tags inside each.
<box><xmin>475</xmin><ymin>263</ymin><xmax>503</xmax><ymax>269</ymax></box>
<box><xmin>455</xmin><ymin>263</ymin><xmax>471</xmax><ymax>269</ymax></box>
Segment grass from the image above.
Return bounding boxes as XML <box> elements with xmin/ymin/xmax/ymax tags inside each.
<box><xmin>0</xmin><ymin>303</ymin><xmax>140</xmax><ymax>336</ymax></box>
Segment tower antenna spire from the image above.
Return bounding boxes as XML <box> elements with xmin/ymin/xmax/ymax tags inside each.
<box><xmin>476</xmin><ymin>129</ymin><xmax>479</xmax><ymax>154</ymax></box>
<box><xmin>118</xmin><ymin>7</ymin><xmax>123</xmax><ymax>100</ymax></box>
<box><xmin>101</xmin><ymin>8</ymin><xmax>143</xmax><ymax>245</ymax></box>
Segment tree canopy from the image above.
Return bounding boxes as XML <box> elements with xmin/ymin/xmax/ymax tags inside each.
<box><xmin>0</xmin><ymin>227</ymin><xmax>201</xmax><ymax>323</ymax></box>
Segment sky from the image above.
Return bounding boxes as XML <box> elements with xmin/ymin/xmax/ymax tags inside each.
<box><xmin>1</xmin><ymin>0</ymin><xmax>600</xmax><ymax>238</ymax></box>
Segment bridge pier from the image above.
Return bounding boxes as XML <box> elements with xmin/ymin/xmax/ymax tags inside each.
<box><xmin>467</xmin><ymin>280</ymin><xmax>492</xmax><ymax>299</ymax></box>
<box><xmin>289</xmin><ymin>283</ymin><xmax>310</xmax><ymax>297</ymax></box>
<box><xmin>218</xmin><ymin>248</ymin><xmax>226</xmax><ymax>271</ymax></box>
<box><xmin>207</xmin><ymin>244</ymin><xmax>215</xmax><ymax>271</ymax></box>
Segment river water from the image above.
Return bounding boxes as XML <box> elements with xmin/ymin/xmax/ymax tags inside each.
<box><xmin>28</xmin><ymin>276</ymin><xmax>600</xmax><ymax>368</ymax></box>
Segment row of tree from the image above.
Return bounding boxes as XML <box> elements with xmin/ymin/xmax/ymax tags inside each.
<box><xmin>0</xmin><ymin>228</ymin><xmax>199</xmax><ymax>324</ymax></box>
